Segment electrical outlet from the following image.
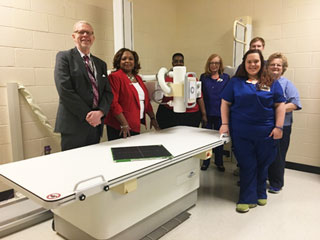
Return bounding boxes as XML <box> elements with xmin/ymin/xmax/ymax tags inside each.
<box><xmin>44</xmin><ymin>145</ymin><xmax>51</xmax><ymax>155</ymax></box>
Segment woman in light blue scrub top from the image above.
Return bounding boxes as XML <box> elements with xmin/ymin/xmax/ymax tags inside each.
<box><xmin>219</xmin><ymin>49</ymin><xmax>286</xmax><ymax>213</ymax></box>
<box><xmin>267</xmin><ymin>53</ymin><xmax>302</xmax><ymax>194</ymax></box>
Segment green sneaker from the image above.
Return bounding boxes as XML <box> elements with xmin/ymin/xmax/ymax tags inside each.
<box><xmin>258</xmin><ymin>199</ymin><xmax>267</xmax><ymax>206</ymax></box>
<box><xmin>249</xmin><ymin>204</ymin><xmax>257</xmax><ymax>208</ymax></box>
<box><xmin>236</xmin><ymin>203</ymin><xmax>256</xmax><ymax>213</ymax></box>
<box><xmin>236</xmin><ymin>204</ymin><xmax>249</xmax><ymax>213</ymax></box>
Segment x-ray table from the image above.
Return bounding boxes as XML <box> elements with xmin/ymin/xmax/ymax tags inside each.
<box><xmin>0</xmin><ymin>126</ymin><xmax>229</xmax><ymax>240</ymax></box>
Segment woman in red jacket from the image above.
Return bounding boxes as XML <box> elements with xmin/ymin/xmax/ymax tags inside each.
<box><xmin>105</xmin><ymin>48</ymin><xmax>160</xmax><ymax>140</ymax></box>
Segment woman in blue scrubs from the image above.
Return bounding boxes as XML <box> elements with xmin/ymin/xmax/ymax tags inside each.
<box><xmin>267</xmin><ymin>53</ymin><xmax>302</xmax><ymax>193</ymax></box>
<box><xmin>200</xmin><ymin>54</ymin><xmax>230</xmax><ymax>171</ymax></box>
<box><xmin>220</xmin><ymin>49</ymin><xmax>286</xmax><ymax>213</ymax></box>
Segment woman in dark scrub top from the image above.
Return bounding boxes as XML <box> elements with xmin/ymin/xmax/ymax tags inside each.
<box><xmin>219</xmin><ymin>49</ymin><xmax>285</xmax><ymax>213</ymax></box>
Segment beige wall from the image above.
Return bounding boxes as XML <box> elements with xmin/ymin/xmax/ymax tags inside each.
<box><xmin>133</xmin><ymin>0</ymin><xmax>178</xmax><ymax>134</ymax></box>
<box><xmin>0</xmin><ymin>0</ymin><xmax>319</xmax><ymax>189</ymax></box>
<box><xmin>133</xmin><ymin>0</ymin><xmax>177</xmax><ymax>74</ymax></box>
<box><xmin>133</xmin><ymin>0</ymin><xmax>320</xmax><ymax>167</ymax></box>
<box><xmin>0</xmin><ymin>0</ymin><xmax>114</xmax><ymax>192</ymax></box>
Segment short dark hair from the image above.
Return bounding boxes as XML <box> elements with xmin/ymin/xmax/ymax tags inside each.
<box><xmin>113</xmin><ymin>48</ymin><xmax>141</xmax><ymax>75</ymax></box>
<box><xmin>235</xmin><ymin>49</ymin><xmax>265</xmax><ymax>79</ymax></box>
<box><xmin>172</xmin><ymin>52</ymin><xmax>184</xmax><ymax>61</ymax></box>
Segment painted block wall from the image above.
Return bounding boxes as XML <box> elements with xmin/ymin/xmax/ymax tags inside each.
<box><xmin>134</xmin><ymin>0</ymin><xmax>320</xmax><ymax>167</ymax></box>
<box><xmin>0</xmin><ymin>0</ymin><xmax>319</xmax><ymax>194</ymax></box>
<box><xmin>0</xmin><ymin>0</ymin><xmax>114</xmax><ymax>192</ymax></box>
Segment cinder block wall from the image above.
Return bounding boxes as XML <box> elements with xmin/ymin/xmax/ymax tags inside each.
<box><xmin>134</xmin><ymin>0</ymin><xmax>320</xmax><ymax>167</ymax></box>
<box><xmin>1</xmin><ymin>0</ymin><xmax>319</xmax><ymax>193</ymax></box>
<box><xmin>180</xmin><ymin>0</ymin><xmax>320</xmax><ymax>167</ymax></box>
<box><xmin>0</xmin><ymin>0</ymin><xmax>114</xmax><ymax>192</ymax></box>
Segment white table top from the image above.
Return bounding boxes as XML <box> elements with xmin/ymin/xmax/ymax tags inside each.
<box><xmin>0</xmin><ymin>126</ymin><xmax>227</xmax><ymax>209</ymax></box>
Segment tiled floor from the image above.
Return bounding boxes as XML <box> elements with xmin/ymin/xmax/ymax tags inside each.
<box><xmin>3</xmin><ymin>161</ymin><xmax>320</xmax><ymax>240</ymax></box>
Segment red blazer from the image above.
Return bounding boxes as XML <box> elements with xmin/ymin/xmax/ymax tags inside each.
<box><xmin>105</xmin><ymin>69</ymin><xmax>153</xmax><ymax>133</ymax></box>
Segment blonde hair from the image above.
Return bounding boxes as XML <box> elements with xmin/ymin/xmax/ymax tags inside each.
<box><xmin>267</xmin><ymin>52</ymin><xmax>288</xmax><ymax>74</ymax></box>
<box><xmin>204</xmin><ymin>54</ymin><xmax>224</xmax><ymax>75</ymax></box>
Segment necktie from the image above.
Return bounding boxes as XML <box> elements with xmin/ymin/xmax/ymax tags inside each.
<box><xmin>83</xmin><ymin>55</ymin><xmax>99</xmax><ymax>108</ymax></box>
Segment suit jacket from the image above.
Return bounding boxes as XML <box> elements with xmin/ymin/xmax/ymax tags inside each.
<box><xmin>54</xmin><ymin>47</ymin><xmax>113</xmax><ymax>136</ymax></box>
<box><xmin>105</xmin><ymin>69</ymin><xmax>153</xmax><ymax>133</ymax></box>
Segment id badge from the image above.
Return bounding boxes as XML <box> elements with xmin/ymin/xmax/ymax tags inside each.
<box><xmin>260</xmin><ymin>84</ymin><xmax>271</xmax><ymax>92</ymax></box>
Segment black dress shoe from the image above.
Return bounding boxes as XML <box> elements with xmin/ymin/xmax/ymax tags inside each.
<box><xmin>201</xmin><ymin>160</ymin><xmax>210</xmax><ymax>171</ymax></box>
<box><xmin>216</xmin><ymin>165</ymin><xmax>225</xmax><ymax>172</ymax></box>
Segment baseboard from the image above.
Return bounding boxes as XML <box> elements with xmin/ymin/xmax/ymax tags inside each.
<box><xmin>286</xmin><ymin>161</ymin><xmax>320</xmax><ymax>175</ymax></box>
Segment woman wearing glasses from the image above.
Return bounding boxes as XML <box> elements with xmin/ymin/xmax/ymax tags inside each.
<box><xmin>267</xmin><ymin>53</ymin><xmax>302</xmax><ymax>194</ymax></box>
<box><xmin>200</xmin><ymin>54</ymin><xmax>230</xmax><ymax>172</ymax></box>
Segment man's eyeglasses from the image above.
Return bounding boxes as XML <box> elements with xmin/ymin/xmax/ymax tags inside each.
<box><xmin>74</xmin><ymin>30</ymin><xmax>94</xmax><ymax>36</ymax></box>
<box><xmin>210</xmin><ymin>62</ymin><xmax>220</xmax><ymax>65</ymax></box>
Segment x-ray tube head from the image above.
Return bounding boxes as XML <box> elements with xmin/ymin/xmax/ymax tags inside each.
<box><xmin>172</xmin><ymin>66</ymin><xmax>186</xmax><ymax>112</ymax></box>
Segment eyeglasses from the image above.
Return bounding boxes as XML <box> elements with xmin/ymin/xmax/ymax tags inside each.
<box><xmin>210</xmin><ymin>62</ymin><xmax>220</xmax><ymax>65</ymax></box>
<box><xmin>74</xmin><ymin>30</ymin><xmax>94</xmax><ymax>36</ymax></box>
<box><xmin>269</xmin><ymin>63</ymin><xmax>282</xmax><ymax>67</ymax></box>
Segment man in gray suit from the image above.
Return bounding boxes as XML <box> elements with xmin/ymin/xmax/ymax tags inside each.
<box><xmin>54</xmin><ymin>20</ymin><xmax>113</xmax><ymax>151</ymax></box>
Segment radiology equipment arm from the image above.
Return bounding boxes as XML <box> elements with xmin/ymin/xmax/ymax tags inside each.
<box><xmin>157</xmin><ymin>66</ymin><xmax>201</xmax><ymax>113</ymax></box>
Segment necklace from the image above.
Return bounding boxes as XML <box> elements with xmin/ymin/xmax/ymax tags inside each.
<box><xmin>126</xmin><ymin>74</ymin><xmax>135</xmax><ymax>82</ymax></box>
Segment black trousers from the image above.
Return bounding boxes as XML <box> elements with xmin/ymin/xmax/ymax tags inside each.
<box><xmin>61</xmin><ymin>126</ymin><xmax>101</xmax><ymax>151</ymax></box>
<box><xmin>206</xmin><ymin>116</ymin><xmax>224</xmax><ymax>166</ymax></box>
<box><xmin>107</xmin><ymin>125</ymin><xmax>139</xmax><ymax>141</ymax></box>
<box><xmin>156</xmin><ymin>105</ymin><xmax>201</xmax><ymax>129</ymax></box>
<box><xmin>268</xmin><ymin>125</ymin><xmax>292</xmax><ymax>189</ymax></box>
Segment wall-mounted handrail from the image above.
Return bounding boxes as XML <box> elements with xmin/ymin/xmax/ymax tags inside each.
<box><xmin>17</xmin><ymin>84</ymin><xmax>58</xmax><ymax>137</ymax></box>
<box><xmin>7</xmin><ymin>83</ymin><xmax>59</xmax><ymax>161</ymax></box>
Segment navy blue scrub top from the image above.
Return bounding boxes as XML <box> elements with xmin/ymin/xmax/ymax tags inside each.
<box><xmin>200</xmin><ymin>73</ymin><xmax>230</xmax><ymax>117</ymax></box>
<box><xmin>221</xmin><ymin>77</ymin><xmax>285</xmax><ymax>139</ymax></box>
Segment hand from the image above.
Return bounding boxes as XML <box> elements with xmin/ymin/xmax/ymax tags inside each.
<box><xmin>219</xmin><ymin>125</ymin><xmax>229</xmax><ymax>136</ymax></box>
<box><xmin>86</xmin><ymin>110</ymin><xmax>104</xmax><ymax>127</ymax></box>
<box><xmin>201</xmin><ymin>115</ymin><xmax>208</xmax><ymax>128</ymax></box>
<box><xmin>269</xmin><ymin>128</ymin><xmax>283</xmax><ymax>139</ymax></box>
<box><xmin>150</xmin><ymin>118</ymin><xmax>160</xmax><ymax>131</ymax></box>
<box><xmin>120</xmin><ymin>125</ymin><xmax>131</xmax><ymax>138</ymax></box>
